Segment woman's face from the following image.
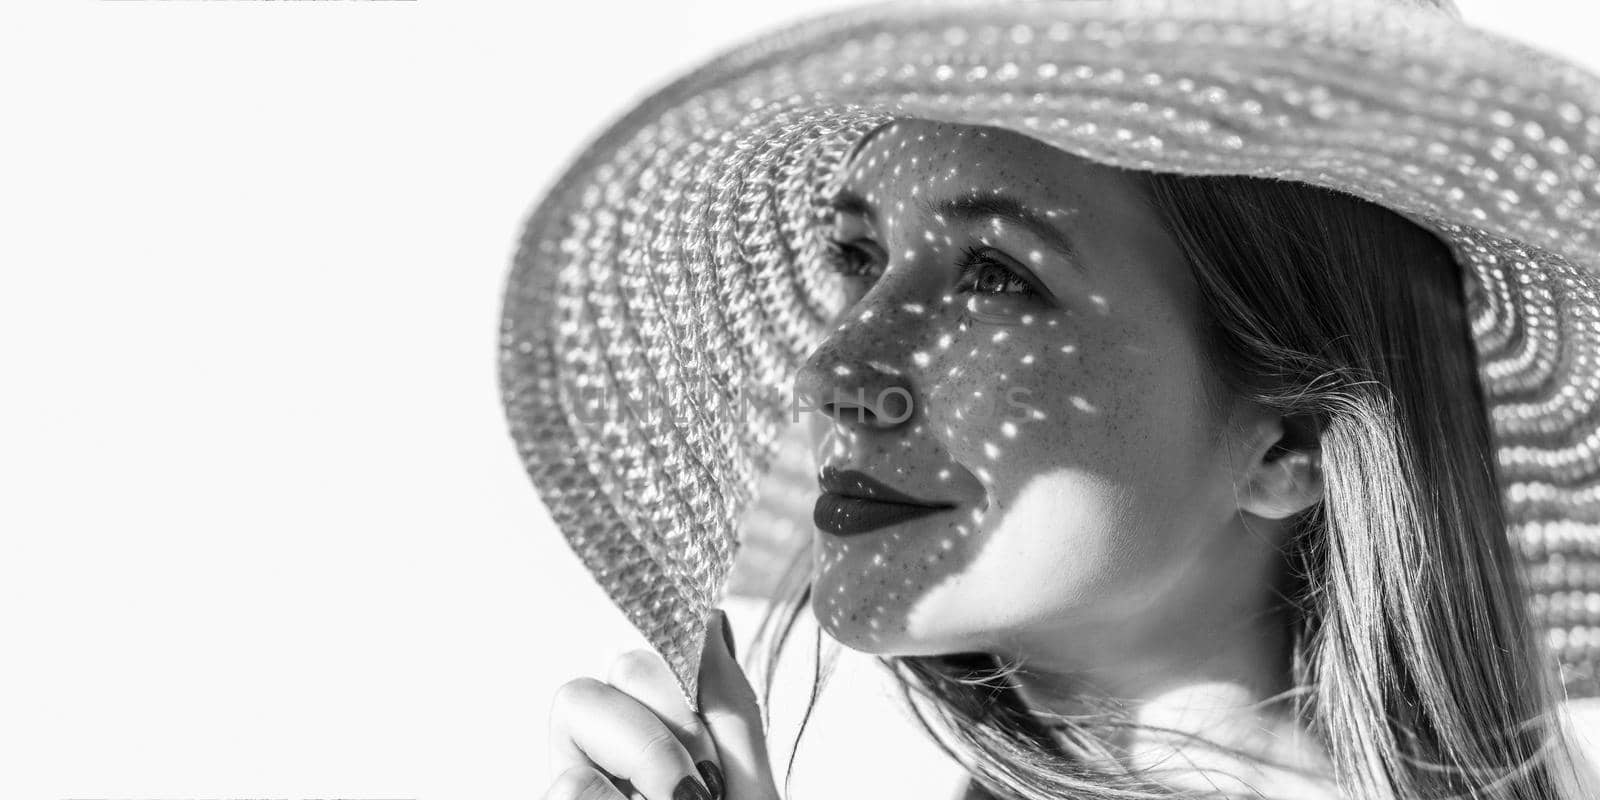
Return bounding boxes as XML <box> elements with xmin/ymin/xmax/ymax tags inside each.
<box><xmin>799</xmin><ymin>119</ymin><xmax>1274</xmax><ymax>658</ymax></box>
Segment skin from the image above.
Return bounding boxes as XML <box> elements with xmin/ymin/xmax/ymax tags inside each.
<box><xmin>543</xmin><ymin>119</ymin><xmax>1336</xmax><ymax>800</ymax></box>
<box><xmin>794</xmin><ymin>119</ymin><xmax>1333</xmax><ymax>792</ymax></box>
<box><xmin>546</xmin><ymin>611</ymin><xmax>780</xmax><ymax>800</ymax></box>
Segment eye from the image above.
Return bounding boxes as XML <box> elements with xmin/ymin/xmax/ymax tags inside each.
<box><xmin>954</xmin><ymin>247</ymin><xmax>1040</xmax><ymax>299</ymax></box>
<box><xmin>822</xmin><ymin>237</ymin><xmax>885</xmax><ymax>279</ymax></box>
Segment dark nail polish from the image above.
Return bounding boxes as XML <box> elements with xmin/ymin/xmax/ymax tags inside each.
<box><xmin>719</xmin><ymin>611</ymin><xmax>737</xmax><ymax>659</ymax></box>
<box><xmin>673</xmin><ymin>773</ymin><xmax>712</xmax><ymax>800</ymax></box>
<box><xmin>696</xmin><ymin>760</ymin><xmax>725</xmax><ymax>800</ymax></box>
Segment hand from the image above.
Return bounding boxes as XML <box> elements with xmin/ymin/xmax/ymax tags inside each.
<box><xmin>545</xmin><ymin>608</ymin><xmax>781</xmax><ymax>800</ymax></box>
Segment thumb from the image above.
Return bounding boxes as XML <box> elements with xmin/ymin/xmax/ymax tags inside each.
<box><xmin>698</xmin><ymin>608</ymin><xmax>779</xmax><ymax>800</ymax></box>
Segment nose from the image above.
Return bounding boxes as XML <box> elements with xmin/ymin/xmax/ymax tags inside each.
<box><xmin>795</xmin><ymin>304</ymin><xmax>922</xmax><ymax>431</ymax></box>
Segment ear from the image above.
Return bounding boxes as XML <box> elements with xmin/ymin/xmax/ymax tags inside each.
<box><xmin>1238</xmin><ymin>413</ymin><xmax>1324</xmax><ymax>521</ymax></box>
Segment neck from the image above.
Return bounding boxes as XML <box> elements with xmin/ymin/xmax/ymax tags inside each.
<box><xmin>999</xmin><ymin>518</ymin><xmax>1337</xmax><ymax>796</ymax></box>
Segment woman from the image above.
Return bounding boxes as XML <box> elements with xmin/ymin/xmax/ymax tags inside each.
<box><xmin>505</xmin><ymin>1</ymin><xmax>1600</xmax><ymax>798</ymax></box>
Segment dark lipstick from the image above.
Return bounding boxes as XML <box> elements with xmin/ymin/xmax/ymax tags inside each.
<box><xmin>813</xmin><ymin>466</ymin><xmax>957</xmax><ymax>536</ymax></box>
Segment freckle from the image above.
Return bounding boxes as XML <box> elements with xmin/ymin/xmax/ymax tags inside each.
<box><xmin>1047</xmin><ymin>319</ymin><xmax>1059</xmax><ymax>327</ymax></box>
<box><xmin>938</xmin><ymin>468</ymin><xmax>950</xmax><ymax>480</ymax></box>
<box><xmin>1070</xmin><ymin>395</ymin><xmax>1097</xmax><ymax>412</ymax></box>
<box><xmin>975</xmin><ymin>466</ymin><xmax>992</xmax><ymax>481</ymax></box>
<box><xmin>937</xmin><ymin>333</ymin><xmax>953</xmax><ymax>349</ymax></box>
<box><xmin>904</xmin><ymin>248</ymin><xmax>917</xmax><ymax>260</ymax></box>
<box><xmin>834</xmin><ymin>364</ymin><xmax>852</xmax><ymax>376</ymax></box>
<box><xmin>1060</xmin><ymin>343</ymin><xmax>1076</xmax><ymax>354</ymax></box>
<box><xmin>991</xmin><ymin>331</ymin><xmax>1009</xmax><ymax>343</ymax></box>
<box><xmin>923</xmin><ymin>231</ymin><xmax>936</xmax><ymax>243</ymax></box>
<box><xmin>1028</xmin><ymin>249</ymin><xmax>1043</xmax><ymax>264</ymax></box>
<box><xmin>1021</xmin><ymin>314</ymin><xmax>1035</xmax><ymax>325</ymax></box>
<box><xmin>1021</xmin><ymin>354</ymin><xmax>1035</xmax><ymax>365</ymax></box>
<box><xmin>1001</xmin><ymin>421</ymin><xmax>1018</xmax><ymax>437</ymax></box>
<box><xmin>1031</xmin><ymin>408</ymin><xmax>1047</xmax><ymax>420</ymax></box>
<box><xmin>912</xmin><ymin>351</ymin><xmax>931</xmax><ymax>367</ymax></box>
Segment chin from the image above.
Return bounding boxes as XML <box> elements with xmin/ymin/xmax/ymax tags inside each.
<box><xmin>808</xmin><ymin>589</ymin><xmax>981</xmax><ymax>658</ymax></box>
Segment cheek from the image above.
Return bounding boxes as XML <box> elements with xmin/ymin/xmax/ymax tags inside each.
<box><xmin>926</xmin><ymin>314</ymin><xmax>1209</xmax><ymax>487</ymax></box>
<box><xmin>902</xmin><ymin>467</ymin><xmax>1160</xmax><ymax>639</ymax></box>
<box><xmin>807</xmin><ymin>280</ymin><xmax>1224</xmax><ymax>651</ymax></box>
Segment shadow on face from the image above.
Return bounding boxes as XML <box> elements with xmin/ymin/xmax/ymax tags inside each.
<box><xmin>796</xmin><ymin>119</ymin><xmax>1265</xmax><ymax>658</ymax></box>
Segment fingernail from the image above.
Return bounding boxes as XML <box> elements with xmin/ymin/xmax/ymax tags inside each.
<box><xmin>673</xmin><ymin>774</ymin><xmax>713</xmax><ymax>800</ymax></box>
<box><xmin>695</xmin><ymin>760</ymin><xmax>725</xmax><ymax>800</ymax></box>
<box><xmin>718</xmin><ymin>610</ymin><xmax>737</xmax><ymax>659</ymax></box>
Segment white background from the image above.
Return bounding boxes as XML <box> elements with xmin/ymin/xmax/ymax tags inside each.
<box><xmin>2</xmin><ymin>2</ymin><xmax>1597</xmax><ymax>799</ymax></box>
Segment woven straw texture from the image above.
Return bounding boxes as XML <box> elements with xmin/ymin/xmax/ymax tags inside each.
<box><xmin>498</xmin><ymin>0</ymin><xmax>1600</xmax><ymax>707</ymax></box>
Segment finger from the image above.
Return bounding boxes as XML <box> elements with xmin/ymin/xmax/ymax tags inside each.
<box><xmin>607</xmin><ymin>649</ymin><xmax>726</xmax><ymax>799</ymax></box>
<box><xmin>549</xmin><ymin>676</ymin><xmax>715</xmax><ymax>800</ymax></box>
<box><xmin>698</xmin><ymin>609</ymin><xmax>777</xmax><ymax>799</ymax></box>
<box><xmin>543</xmin><ymin>763</ymin><xmax>628</xmax><ymax>800</ymax></box>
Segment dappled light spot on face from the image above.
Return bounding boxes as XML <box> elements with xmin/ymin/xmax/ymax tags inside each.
<box><xmin>800</xmin><ymin>118</ymin><xmax>1232</xmax><ymax>658</ymax></box>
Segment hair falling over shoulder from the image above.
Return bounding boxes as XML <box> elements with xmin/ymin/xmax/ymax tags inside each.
<box><xmin>744</xmin><ymin>171</ymin><xmax>1600</xmax><ymax>800</ymax></box>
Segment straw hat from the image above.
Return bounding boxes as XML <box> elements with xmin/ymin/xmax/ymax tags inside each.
<box><xmin>498</xmin><ymin>0</ymin><xmax>1600</xmax><ymax>708</ymax></box>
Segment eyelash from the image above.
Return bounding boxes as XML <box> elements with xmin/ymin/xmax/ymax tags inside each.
<box><xmin>821</xmin><ymin>238</ymin><xmax>1040</xmax><ymax>299</ymax></box>
<box><xmin>820</xmin><ymin>237</ymin><xmax>880</xmax><ymax>279</ymax></box>
<box><xmin>954</xmin><ymin>247</ymin><xmax>1039</xmax><ymax>299</ymax></box>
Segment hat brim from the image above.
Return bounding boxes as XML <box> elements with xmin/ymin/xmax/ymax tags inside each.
<box><xmin>500</xmin><ymin>0</ymin><xmax>1600</xmax><ymax>706</ymax></box>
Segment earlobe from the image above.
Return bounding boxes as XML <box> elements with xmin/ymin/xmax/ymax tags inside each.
<box><xmin>1242</xmin><ymin>447</ymin><xmax>1324</xmax><ymax>520</ymax></box>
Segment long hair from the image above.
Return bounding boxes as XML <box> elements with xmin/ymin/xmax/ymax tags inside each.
<box><xmin>746</xmin><ymin>170</ymin><xmax>1600</xmax><ymax>799</ymax></box>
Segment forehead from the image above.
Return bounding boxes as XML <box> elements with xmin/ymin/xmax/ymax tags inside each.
<box><xmin>833</xmin><ymin>119</ymin><xmax>1128</xmax><ymax>216</ymax></box>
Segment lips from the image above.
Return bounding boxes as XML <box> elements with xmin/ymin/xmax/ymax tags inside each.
<box><xmin>813</xmin><ymin>466</ymin><xmax>957</xmax><ymax>536</ymax></box>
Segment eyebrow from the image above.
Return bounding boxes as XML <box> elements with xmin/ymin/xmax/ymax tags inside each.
<box><xmin>826</xmin><ymin>189</ymin><xmax>1083</xmax><ymax>271</ymax></box>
